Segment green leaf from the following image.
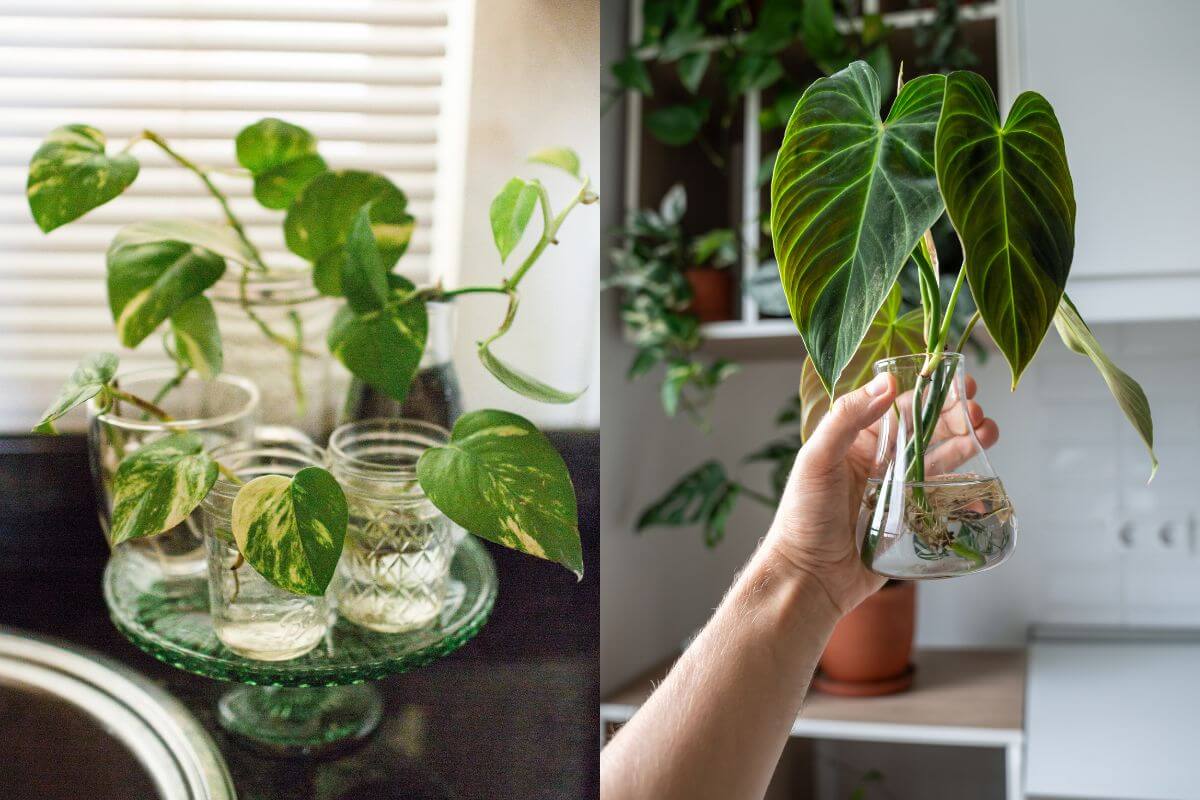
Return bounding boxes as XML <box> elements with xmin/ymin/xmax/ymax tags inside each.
<box><xmin>478</xmin><ymin>340</ymin><xmax>585</xmax><ymax>404</ymax></box>
<box><xmin>170</xmin><ymin>296</ymin><xmax>222</xmax><ymax>379</ymax></box>
<box><xmin>327</xmin><ymin>277</ymin><xmax>427</xmax><ymax>403</ymax></box>
<box><xmin>27</xmin><ymin>125</ymin><xmax>139</xmax><ymax>232</ymax></box>
<box><xmin>691</xmin><ymin>229</ymin><xmax>736</xmax><ymax>266</ymax></box>
<box><xmin>936</xmin><ymin>71</ymin><xmax>1076</xmax><ymax>389</ymax></box>
<box><xmin>232</xmin><ymin>466</ymin><xmax>348</xmax><ymax>596</ymax></box>
<box><xmin>799</xmin><ymin>284</ymin><xmax>924</xmax><ymax>441</ymax></box>
<box><xmin>107</xmin><ymin>222</ymin><xmax>230</xmax><ymax>348</ymax></box>
<box><xmin>636</xmin><ymin>460</ymin><xmax>727</xmax><ymax>530</ymax></box>
<box><xmin>528</xmin><ymin>147</ymin><xmax>582</xmax><ymax>178</ymax></box>
<box><xmin>285</xmin><ymin>170</ymin><xmax>414</xmax><ymax>295</ymax></box>
<box><xmin>1054</xmin><ymin>294</ymin><xmax>1156</xmax><ymax>479</ymax></box>
<box><xmin>659</xmin><ymin>22</ymin><xmax>704</xmax><ymax>61</ymax></box>
<box><xmin>801</xmin><ymin>0</ymin><xmax>847</xmax><ymax>70</ymax></box>
<box><xmin>107</xmin><ymin>219</ymin><xmax>255</xmax><ymax>266</ymax></box>
<box><xmin>417</xmin><ymin>410</ymin><xmax>582</xmax><ymax>576</ymax></box>
<box><xmin>489</xmin><ymin>178</ymin><xmax>540</xmax><ymax>263</ymax></box>
<box><xmin>236</xmin><ymin>118</ymin><xmax>327</xmax><ymax>210</ymax></box>
<box><xmin>704</xmin><ymin>482</ymin><xmax>740</xmax><ymax>547</ymax></box>
<box><xmin>33</xmin><ymin>352</ymin><xmax>118</xmax><ymax>434</ymax></box>
<box><xmin>342</xmin><ymin>207</ymin><xmax>390</xmax><ymax>313</ymax></box>
<box><xmin>771</xmin><ymin>62</ymin><xmax>945</xmax><ymax>395</ymax></box>
<box><xmin>110</xmin><ymin>433</ymin><xmax>218</xmax><ymax>545</ymax></box>
<box><xmin>677</xmin><ymin>50</ymin><xmax>710</xmax><ymax>93</ymax></box>
<box><xmin>612</xmin><ymin>55</ymin><xmax>653</xmax><ymax>95</ymax></box>
<box><xmin>646</xmin><ymin>100</ymin><xmax>709</xmax><ymax>146</ymax></box>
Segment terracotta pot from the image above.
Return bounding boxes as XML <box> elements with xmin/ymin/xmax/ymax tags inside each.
<box><xmin>684</xmin><ymin>266</ymin><xmax>733</xmax><ymax>323</ymax></box>
<box><xmin>818</xmin><ymin>581</ymin><xmax>915</xmax><ymax>692</ymax></box>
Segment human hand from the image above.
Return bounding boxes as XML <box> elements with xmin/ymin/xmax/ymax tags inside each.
<box><xmin>765</xmin><ymin>372</ymin><xmax>999</xmax><ymax>616</ymax></box>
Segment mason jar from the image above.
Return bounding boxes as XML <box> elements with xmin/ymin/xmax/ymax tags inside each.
<box><xmin>200</xmin><ymin>440</ymin><xmax>332</xmax><ymax>661</ymax></box>
<box><xmin>327</xmin><ymin>419</ymin><xmax>455</xmax><ymax>633</ymax></box>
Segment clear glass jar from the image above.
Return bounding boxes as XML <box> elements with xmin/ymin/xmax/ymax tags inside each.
<box><xmin>200</xmin><ymin>440</ymin><xmax>332</xmax><ymax>661</ymax></box>
<box><xmin>88</xmin><ymin>369</ymin><xmax>260</xmax><ymax>582</ymax></box>
<box><xmin>856</xmin><ymin>353</ymin><xmax>1018</xmax><ymax>579</ymax></box>
<box><xmin>327</xmin><ymin>419</ymin><xmax>455</xmax><ymax>632</ymax></box>
<box><xmin>210</xmin><ymin>267</ymin><xmax>350</xmax><ymax>439</ymax></box>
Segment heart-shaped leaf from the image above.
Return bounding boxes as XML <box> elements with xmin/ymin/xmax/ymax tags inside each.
<box><xmin>110</xmin><ymin>433</ymin><xmax>218</xmax><ymax>545</ymax></box>
<box><xmin>1054</xmin><ymin>294</ymin><xmax>1156</xmax><ymax>480</ymax></box>
<box><xmin>771</xmin><ymin>61</ymin><xmax>945</xmax><ymax>395</ymax></box>
<box><xmin>170</xmin><ymin>296</ymin><xmax>223</xmax><ymax>379</ymax></box>
<box><xmin>27</xmin><ymin>125</ymin><xmax>139</xmax><ymax>232</ymax></box>
<box><xmin>799</xmin><ymin>283</ymin><xmax>925</xmax><ymax>440</ymax></box>
<box><xmin>328</xmin><ymin>275</ymin><xmax>427</xmax><ymax>403</ymax></box>
<box><xmin>936</xmin><ymin>71</ymin><xmax>1076</xmax><ymax>388</ymax></box>
<box><xmin>33</xmin><ymin>351</ymin><xmax>118</xmax><ymax>434</ymax></box>
<box><xmin>528</xmin><ymin>147</ymin><xmax>582</xmax><ymax>179</ymax></box>
<box><xmin>341</xmin><ymin>207</ymin><xmax>390</xmax><ymax>313</ymax></box>
<box><xmin>478</xmin><ymin>340</ymin><xmax>585</xmax><ymax>404</ymax></box>
<box><xmin>417</xmin><ymin>410</ymin><xmax>583</xmax><ymax>576</ymax></box>
<box><xmin>646</xmin><ymin>100</ymin><xmax>709</xmax><ymax>146</ymax></box>
<box><xmin>236</xmin><ymin>118</ymin><xmax>327</xmax><ymax>210</ymax></box>
<box><xmin>285</xmin><ymin>170</ymin><xmax>414</xmax><ymax>296</ymax></box>
<box><xmin>109</xmin><ymin>219</ymin><xmax>256</xmax><ymax>267</ymax></box>
<box><xmin>489</xmin><ymin>178</ymin><xmax>540</xmax><ymax>263</ymax></box>
<box><xmin>232</xmin><ymin>466</ymin><xmax>348</xmax><ymax>596</ymax></box>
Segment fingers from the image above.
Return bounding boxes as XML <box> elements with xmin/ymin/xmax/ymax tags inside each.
<box><xmin>804</xmin><ymin>373</ymin><xmax>897</xmax><ymax>469</ymax></box>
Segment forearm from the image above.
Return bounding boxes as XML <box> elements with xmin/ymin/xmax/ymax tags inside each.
<box><xmin>600</xmin><ymin>542</ymin><xmax>842</xmax><ymax>800</ymax></box>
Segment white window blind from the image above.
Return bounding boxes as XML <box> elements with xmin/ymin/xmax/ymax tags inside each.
<box><xmin>0</xmin><ymin>0</ymin><xmax>458</xmax><ymax>431</ymax></box>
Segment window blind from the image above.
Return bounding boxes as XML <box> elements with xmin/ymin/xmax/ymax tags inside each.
<box><xmin>0</xmin><ymin>0</ymin><xmax>455</xmax><ymax>431</ymax></box>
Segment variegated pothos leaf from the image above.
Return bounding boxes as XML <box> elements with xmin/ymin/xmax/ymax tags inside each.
<box><xmin>27</xmin><ymin>125</ymin><xmax>139</xmax><ymax>232</ymax></box>
<box><xmin>33</xmin><ymin>351</ymin><xmax>119</xmax><ymax>433</ymax></box>
<box><xmin>235</xmin><ymin>117</ymin><xmax>327</xmax><ymax>210</ymax></box>
<box><xmin>232</xmin><ymin>466</ymin><xmax>348</xmax><ymax>596</ymax></box>
<box><xmin>170</xmin><ymin>296</ymin><xmax>223</xmax><ymax>378</ymax></box>
<box><xmin>416</xmin><ymin>409</ymin><xmax>583</xmax><ymax>576</ymax></box>
<box><xmin>110</xmin><ymin>433</ymin><xmax>217</xmax><ymax>545</ymax></box>
<box><xmin>327</xmin><ymin>274</ymin><xmax>428</xmax><ymax>403</ymax></box>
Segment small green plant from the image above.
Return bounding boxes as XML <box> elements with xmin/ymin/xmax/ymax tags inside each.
<box><xmin>29</xmin><ymin>121</ymin><xmax>596</xmax><ymax>593</ymax></box>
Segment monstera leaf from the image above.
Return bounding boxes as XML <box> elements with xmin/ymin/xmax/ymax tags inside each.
<box><xmin>799</xmin><ymin>283</ymin><xmax>924</xmax><ymax>441</ymax></box>
<box><xmin>27</xmin><ymin>125</ymin><xmax>139</xmax><ymax>232</ymax></box>
<box><xmin>416</xmin><ymin>410</ymin><xmax>583</xmax><ymax>576</ymax></box>
<box><xmin>109</xmin><ymin>433</ymin><xmax>218</xmax><ymax>545</ymax></box>
<box><xmin>771</xmin><ymin>61</ymin><xmax>946</xmax><ymax>395</ymax></box>
<box><xmin>936</xmin><ymin>71</ymin><xmax>1076</xmax><ymax>389</ymax></box>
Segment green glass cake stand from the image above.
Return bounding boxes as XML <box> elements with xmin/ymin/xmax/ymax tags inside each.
<box><xmin>103</xmin><ymin>536</ymin><xmax>497</xmax><ymax>758</ymax></box>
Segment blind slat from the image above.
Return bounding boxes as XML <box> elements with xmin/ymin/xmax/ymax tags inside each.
<box><xmin>0</xmin><ymin>1</ymin><xmax>450</xmax><ymax>26</ymax></box>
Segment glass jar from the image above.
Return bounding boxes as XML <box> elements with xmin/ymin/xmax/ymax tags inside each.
<box><xmin>210</xmin><ymin>267</ymin><xmax>350</xmax><ymax>439</ymax></box>
<box><xmin>200</xmin><ymin>440</ymin><xmax>332</xmax><ymax>661</ymax></box>
<box><xmin>88</xmin><ymin>369</ymin><xmax>259</xmax><ymax>583</ymax></box>
<box><xmin>327</xmin><ymin>419</ymin><xmax>455</xmax><ymax>632</ymax></box>
<box><xmin>856</xmin><ymin>353</ymin><xmax>1018</xmax><ymax>579</ymax></box>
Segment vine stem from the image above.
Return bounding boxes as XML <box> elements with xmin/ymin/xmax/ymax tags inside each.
<box><xmin>108</xmin><ymin>388</ymin><xmax>243</xmax><ymax>486</ymax></box>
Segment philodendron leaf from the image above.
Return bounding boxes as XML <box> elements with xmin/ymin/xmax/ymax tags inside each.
<box><xmin>478</xmin><ymin>340</ymin><xmax>585</xmax><ymax>404</ymax></box>
<box><xmin>1054</xmin><ymin>294</ymin><xmax>1157</xmax><ymax>479</ymax></box>
<box><xmin>528</xmin><ymin>147</ymin><xmax>581</xmax><ymax>179</ymax></box>
<box><xmin>232</xmin><ymin>466</ymin><xmax>348</xmax><ymax>596</ymax></box>
<box><xmin>170</xmin><ymin>295</ymin><xmax>223</xmax><ymax>379</ymax></box>
<box><xmin>936</xmin><ymin>70</ymin><xmax>1076</xmax><ymax>389</ymax></box>
<box><xmin>110</xmin><ymin>433</ymin><xmax>217</xmax><ymax>545</ymax></box>
<box><xmin>328</xmin><ymin>275</ymin><xmax>427</xmax><ymax>402</ymax></box>
<box><xmin>417</xmin><ymin>410</ymin><xmax>583</xmax><ymax>576</ymax></box>
<box><xmin>27</xmin><ymin>125</ymin><xmax>139</xmax><ymax>232</ymax></box>
<box><xmin>341</xmin><ymin>207</ymin><xmax>390</xmax><ymax>314</ymax></box>
<box><xmin>285</xmin><ymin>170</ymin><xmax>414</xmax><ymax>296</ymax></box>
<box><xmin>771</xmin><ymin>61</ymin><xmax>946</xmax><ymax>395</ymax></box>
<box><xmin>489</xmin><ymin>178</ymin><xmax>540</xmax><ymax>263</ymax></box>
<box><xmin>107</xmin><ymin>221</ymin><xmax>231</xmax><ymax>347</ymax></box>
<box><xmin>799</xmin><ymin>283</ymin><xmax>924</xmax><ymax>441</ymax></box>
<box><xmin>33</xmin><ymin>351</ymin><xmax>118</xmax><ymax>434</ymax></box>
<box><xmin>235</xmin><ymin>117</ymin><xmax>327</xmax><ymax>210</ymax></box>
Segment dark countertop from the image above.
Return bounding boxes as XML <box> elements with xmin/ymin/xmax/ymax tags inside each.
<box><xmin>0</xmin><ymin>432</ymin><xmax>599</xmax><ymax>800</ymax></box>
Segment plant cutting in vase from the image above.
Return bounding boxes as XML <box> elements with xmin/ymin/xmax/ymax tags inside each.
<box><xmin>28</xmin><ymin>120</ymin><xmax>595</xmax><ymax>599</ymax></box>
<box><xmin>770</xmin><ymin>61</ymin><xmax>1156</xmax><ymax>578</ymax></box>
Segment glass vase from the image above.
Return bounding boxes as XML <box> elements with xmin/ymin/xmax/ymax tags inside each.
<box><xmin>88</xmin><ymin>369</ymin><xmax>259</xmax><ymax>587</ymax></box>
<box><xmin>199</xmin><ymin>440</ymin><xmax>332</xmax><ymax>661</ymax></box>
<box><xmin>856</xmin><ymin>353</ymin><xmax>1018</xmax><ymax>579</ymax></box>
<box><xmin>328</xmin><ymin>419</ymin><xmax>455</xmax><ymax>633</ymax></box>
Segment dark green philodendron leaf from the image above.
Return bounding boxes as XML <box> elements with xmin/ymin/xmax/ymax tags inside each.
<box><xmin>33</xmin><ymin>351</ymin><xmax>118</xmax><ymax>434</ymax></box>
<box><xmin>528</xmin><ymin>147</ymin><xmax>581</xmax><ymax>179</ymax></box>
<box><xmin>285</xmin><ymin>170</ymin><xmax>414</xmax><ymax>296</ymax></box>
<box><xmin>799</xmin><ymin>284</ymin><xmax>924</xmax><ymax>441</ymax></box>
<box><xmin>935</xmin><ymin>71</ymin><xmax>1076</xmax><ymax>389</ymax></box>
<box><xmin>646</xmin><ymin>100</ymin><xmax>709</xmax><ymax>146</ymax></box>
<box><xmin>232</xmin><ymin>466</ymin><xmax>348</xmax><ymax>596</ymax></box>
<box><xmin>1054</xmin><ymin>294</ymin><xmax>1157</xmax><ymax>479</ymax></box>
<box><xmin>235</xmin><ymin>117</ymin><xmax>327</xmax><ymax>210</ymax></box>
<box><xmin>478</xmin><ymin>341</ymin><xmax>585</xmax><ymax>404</ymax></box>
<box><xmin>107</xmin><ymin>221</ymin><xmax>235</xmax><ymax>347</ymax></box>
<box><xmin>170</xmin><ymin>295</ymin><xmax>222</xmax><ymax>379</ymax></box>
<box><xmin>110</xmin><ymin>433</ymin><xmax>217</xmax><ymax>546</ymax></box>
<box><xmin>417</xmin><ymin>410</ymin><xmax>583</xmax><ymax>576</ymax></box>
<box><xmin>489</xmin><ymin>178</ymin><xmax>540</xmax><ymax>263</ymax></box>
<box><xmin>771</xmin><ymin>61</ymin><xmax>946</xmax><ymax>395</ymax></box>
<box><xmin>328</xmin><ymin>275</ymin><xmax>427</xmax><ymax>403</ymax></box>
<box><xmin>27</xmin><ymin>125</ymin><xmax>139</xmax><ymax>232</ymax></box>
<box><xmin>341</xmin><ymin>207</ymin><xmax>390</xmax><ymax>314</ymax></box>
<box><xmin>677</xmin><ymin>50</ymin><xmax>710</xmax><ymax>94</ymax></box>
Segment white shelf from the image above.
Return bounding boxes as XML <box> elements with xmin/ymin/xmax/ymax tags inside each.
<box><xmin>701</xmin><ymin>318</ymin><xmax>796</xmax><ymax>340</ymax></box>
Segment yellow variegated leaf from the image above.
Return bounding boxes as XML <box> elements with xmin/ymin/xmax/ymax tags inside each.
<box><xmin>110</xmin><ymin>433</ymin><xmax>217</xmax><ymax>545</ymax></box>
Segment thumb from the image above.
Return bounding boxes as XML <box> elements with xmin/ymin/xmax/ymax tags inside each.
<box><xmin>805</xmin><ymin>373</ymin><xmax>897</xmax><ymax>468</ymax></box>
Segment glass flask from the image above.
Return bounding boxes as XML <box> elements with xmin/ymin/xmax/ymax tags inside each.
<box><xmin>328</xmin><ymin>419</ymin><xmax>456</xmax><ymax>632</ymax></box>
<box><xmin>199</xmin><ymin>440</ymin><xmax>332</xmax><ymax>661</ymax></box>
<box><xmin>856</xmin><ymin>353</ymin><xmax>1018</xmax><ymax>579</ymax></box>
<box><xmin>88</xmin><ymin>369</ymin><xmax>260</xmax><ymax>584</ymax></box>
